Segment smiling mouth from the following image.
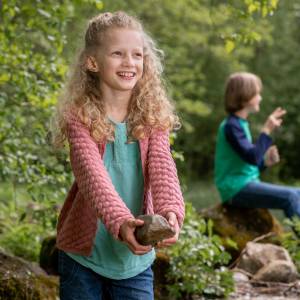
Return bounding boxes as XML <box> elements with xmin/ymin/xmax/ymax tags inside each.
<box><xmin>117</xmin><ymin>71</ymin><xmax>136</xmax><ymax>79</ymax></box>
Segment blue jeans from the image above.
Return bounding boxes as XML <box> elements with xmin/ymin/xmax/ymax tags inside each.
<box><xmin>58</xmin><ymin>250</ymin><xmax>154</xmax><ymax>300</ymax></box>
<box><xmin>229</xmin><ymin>181</ymin><xmax>300</xmax><ymax>218</ymax></box>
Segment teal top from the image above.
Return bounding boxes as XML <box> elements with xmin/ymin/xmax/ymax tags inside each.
<box><xmin>68</xmin><ymin>121</ymin><xmax>155</xmax><ymax>279</ymax></box>
<box><xmin>214</xmin><ymin>117</ymin><xmax>260</xmax><ymax>202</ymax></box>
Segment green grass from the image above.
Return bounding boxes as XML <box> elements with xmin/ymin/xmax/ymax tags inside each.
<box><xmin>183</xmin><ymin>180</ymin><xmax>220</xmax><ymax>210</ymax></box>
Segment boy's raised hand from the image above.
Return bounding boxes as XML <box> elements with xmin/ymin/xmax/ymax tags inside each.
<box><xmin>264</xmin><ymin>145</ymin><xmax>280</xmax><ymax>167</ymax></box>
<box><xmin>262</xmin><ymin>107</ymin><xmax>286</xmax><ymax>135</ymax></box>
<box><xmin>119</xmin><ymin>218</ymin><xmax>152</xmax><ymax>255</ymax></box>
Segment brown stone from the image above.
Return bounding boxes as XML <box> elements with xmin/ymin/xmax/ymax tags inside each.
<box><xmin>235</xmin><ymin>242</ymin><xmax>298</xmax><ymax>283</ymax></box>
<box><xmin>253</xmin><ymin>260</ymin><xmax>298</xmax><ymax>283</ymax></box>
<box><xmin>135</xmin><ymin>214</ymin><xmax>176</xmax><ymax>246</ymax></box>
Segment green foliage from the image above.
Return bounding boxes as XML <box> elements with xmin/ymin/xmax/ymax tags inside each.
<box><xmin>249</xmin><ymin>0</ymin><xmax>300</xmax><ymax>179</ymax></box>
<box><xmin>222</xmin><ymin>0</ymin><xmax>279</xmax><ymax>52</ymax></box>
<box><xmin>165</xmin><ymin>202</ymin><xmax>234</xmax><ymax>299</ymax></box>
<box><xmin>0</xmin><ymin>0</ymin><xmax>65</xmax><ymax>177</ymax></box>
<box><xmin>0</xmin><ymin>223</ymin><xmax>44</xmax><ymax>261</ymax></box>
<box><xmin>0</xmin><ymin>1</ymin><xmax>104</xmax><ymax>256</ymax></box>
<box><xmin>0</xmin><ymin>0</ymin><xmax>106</xmax><ymax>209</ymax></box>
<box><xmin>280</xmin><ymin>217</ymin><xmax>300</xmax><ymax>272</ymax></box>
<box><xmin>0</xmin><ymin>0</ymin><xmax>69</xmax><ymax>260</ymax></box>
<box><xmin>0</xmin><ymin>190</ymin><xmax>60</xmax><ymax>261</ymax></box>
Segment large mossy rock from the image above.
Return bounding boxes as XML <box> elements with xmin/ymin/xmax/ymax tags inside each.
<box><xmin>0</xmin><ymin>250</ymin><xmax>58</xmax><ymax>300</ymax></box>
<box><xmin>200</xmin><ymin>204</ymin><xmax>284</xmax><ymax>258</ymax></box>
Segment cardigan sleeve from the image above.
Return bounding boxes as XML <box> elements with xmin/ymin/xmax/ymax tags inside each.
<box><xmin>148</xmin><ymin>130</ymin><xmax>185</xmax><ymax>227</ymax></box>
<box><xmin>66</xmin><ymin>115</ymin><xmax>134</xmax><ymax>239</ymax></box>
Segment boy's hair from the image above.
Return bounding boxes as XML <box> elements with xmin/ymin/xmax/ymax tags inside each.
<box><xmin>53</xmin><ymin>11</ymin><xmax>179</xmax><ymax>147</ymax></box>
<box><xmin>224</xmin><ymin>72</ymin><xmax>262</xmax><ymax>114</ymax></box>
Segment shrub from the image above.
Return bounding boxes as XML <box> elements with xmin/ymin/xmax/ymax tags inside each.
<box><xmin>0</xmin><ymin>223</ymin><xmax>44</xmax><ymax>261</ymax></box>
<box><xmin>281</xmin><ymin>217</ymin><xmax>300</xmax><ymax>272</ymax></box>
<box><xmin>165</xmin><ymin>202</ymin><xmax>234</xmax><ymax>299</ymax></box>
<box><xmin>0</xmin><ymin>199</ymin><xmax>58</xmax><ymax>261</ymax></box>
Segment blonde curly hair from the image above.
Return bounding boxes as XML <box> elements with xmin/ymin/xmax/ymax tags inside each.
<box><xmin>52</xmin><ymin>11</ymin><xmax>180</xmax><ymax>147</ymax></box>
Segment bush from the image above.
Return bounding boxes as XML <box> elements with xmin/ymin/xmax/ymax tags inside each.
<box><xmin>0</xmin><ymin>223</ymin><xmax>44</xmax><ymax>261</ymax></box>
<box><xmin>165</xmin><ymin>202</ymin><xmax>234</xmax><ymax>299</ymax></box>
<box><xmin>281</xmin><ymin>217</ymin><xmax>300</xmax><ymax>272</ymax></box>
<box><xmin>0</xmin><ymin>198</ymin><xmax>59</xmax><ymax>262</ymax></box>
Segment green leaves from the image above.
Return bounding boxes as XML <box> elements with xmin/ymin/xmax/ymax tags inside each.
<box><xmin>0</xmin><ymin>0</ymin><xmax>105</xmax><ymax>263</ymax></box>
<box><xmin>164</xmin><ymin>202</ymin><xmax>234</xmax><ymax>298</ymax></box>
<box><xmin>245</xmin><ymin>0</ymin><xmax>279</xmax><ymax>16</ymax></box>
<box><xmin>220</xmin><ymin>0</ymin><xmax>277</xmax><ymax>54</ymax></box>
<box><xmin>281</xmin><ymin>217</ymin><xmax>300</xmax><ymax>272</ymax></box>
<box><xmin>0</xmin><ymin>1</ymin><xmax>74</xmax><ymax>196</ymax></box>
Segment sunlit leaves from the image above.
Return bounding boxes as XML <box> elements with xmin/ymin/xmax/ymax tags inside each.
<box><xmin>245</xmin><ymin>0</ymin><xmax>279</xmax><ymax>16</ymax></box>
<box><xmin>225</xmin><ymin>39</ymin><xmax>235</xmax><ymax>53</ymax></box>
<box><xmin>219</xmin><ymin>0</ymin><xmax>278</xmax><ymax>54</ymax></box>
<box><xmin>0</xmin><ymin>1</ymin><xmax>84</xmax><ymax>201</ymax></box>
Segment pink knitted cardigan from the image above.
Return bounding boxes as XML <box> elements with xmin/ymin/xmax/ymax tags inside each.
<box><xmin>56</xmin><ymin>115</ymin><xmax>185</xmax><ymax>256</ymax></box>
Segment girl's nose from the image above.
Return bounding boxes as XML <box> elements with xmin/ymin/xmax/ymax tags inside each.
<box><xmin>123</xmin><ymin>54</ymin><xmax>134</xmax><ymax>66</ymax></box>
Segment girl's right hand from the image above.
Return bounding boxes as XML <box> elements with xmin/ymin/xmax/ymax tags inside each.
<box><xmin>119</xmin><ymin>219</ymin><xmax>152</xmax><ymax>255</ymax></box>
<box><xmin>261</xmin><ymin>107</ymin><xmax>286</xmax><ymax>135</ymax></box>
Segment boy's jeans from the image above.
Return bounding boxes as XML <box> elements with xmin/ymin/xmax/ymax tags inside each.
<box><xmin>58</xmin><ymin>250</ymin><xmax>154</xmax><ymax>300</ymax></box>
<box><xmin>229</xmin><ymin>181</ymin><xmax>300</xmax><ymax>218</ymax></box>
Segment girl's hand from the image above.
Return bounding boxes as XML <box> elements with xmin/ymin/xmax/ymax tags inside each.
<box><xmin>156</xmin><ymin>212</ymin><xmax>180</xmax><ymax>248</ymax></box>
<box><xmin>264</xmin><ymin>145</ymin><xmax>280</xmax><ymax>167</ymax></box>
<box><xmin>262</xmin><ymin>107</ymin><xmax>286</xmax><ymax>135</ymax></box>
<box><xmin>119</xmin><ymin>218</ymin><xmax>152</xmax><ymax>255</ymax></box>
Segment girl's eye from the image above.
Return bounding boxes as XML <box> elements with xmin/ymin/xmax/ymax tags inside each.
<box><xmin>112</xmin><ymin>51</ymin><xmax>122</xmax><ymax>56</ymax></box>
<box><xmin>135</xmin><ymin>52</ymin><xmax>143</xmax><ymax>58</ymax></box>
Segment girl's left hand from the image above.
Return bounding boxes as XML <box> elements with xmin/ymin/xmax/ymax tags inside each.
<box><xmin>156</xmin><ymin>212</ymin><xmax>180</xmax><ymax>248</ymax></box>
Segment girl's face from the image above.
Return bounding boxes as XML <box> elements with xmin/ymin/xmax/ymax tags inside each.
<box><xmin>245</xmin><ymin>92</ymin><xmax>262</xmax><ymax>113</ymax></box>
<box><xmin>96</xmin><ymin>28</ymin><xmax>144</xmax><ymax>94</ymax></box>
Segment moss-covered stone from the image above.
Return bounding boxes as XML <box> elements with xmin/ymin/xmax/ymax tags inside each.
<box><xmin>0</xmin><ymin>250</ymin><xmax>58</xmax><ymax>300</ymax></box>
<box><xmin>200</xmin><ymin>204</ymin><xmax>284</xmax><ymax>259</ymax></box>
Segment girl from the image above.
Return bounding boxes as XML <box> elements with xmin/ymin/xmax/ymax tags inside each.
<box><xmin>53</xmin><ymin>11</ymin><xmax>184</xmax><ymax>300</ymax></box>
<box><xmin>214</xmin><ymin>72</ymin><xmax>300</xmax><ymax>218</ymax></box>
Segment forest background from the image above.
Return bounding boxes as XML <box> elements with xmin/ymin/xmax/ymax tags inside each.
<box><xmin>0</xmin><ymin>0</ymin><xmax>300</xmax><ymax>267</ymax></box>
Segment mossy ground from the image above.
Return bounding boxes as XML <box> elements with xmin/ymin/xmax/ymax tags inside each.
<box><xmin>0</xmin><ymin>251</ymin><xmax>58</xmax><ymax>300</ymax></box>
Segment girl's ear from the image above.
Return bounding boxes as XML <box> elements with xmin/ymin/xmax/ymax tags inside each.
<box><xmin>86</xmin><ymin>56</ymin><xmax>99</xmax><ymax>72</ymax></box>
